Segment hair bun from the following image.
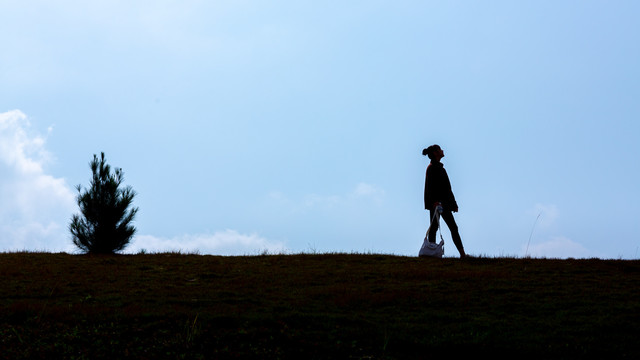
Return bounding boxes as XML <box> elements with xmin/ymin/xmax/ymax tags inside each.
<box><xmin>422</xmin><ymin>148</ymin><xmax>429</xmax><ymax>156</ymax></box>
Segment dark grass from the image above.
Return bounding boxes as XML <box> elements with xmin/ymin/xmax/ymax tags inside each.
<box><xmin>1</xmin><ymin>253</ymin><xmax>639</xmax><ymax>359</ymax></box>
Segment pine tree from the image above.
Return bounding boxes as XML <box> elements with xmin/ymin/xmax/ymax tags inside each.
<box><xmin>70</xmin><ymin>152</ymin><xmax>138</xmax><ymax>254</ymax></box>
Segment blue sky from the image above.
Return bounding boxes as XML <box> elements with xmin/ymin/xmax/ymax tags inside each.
<box><xmin>1</xmin><ymin>1</ymin><xmax>639</xmax><ymax>258</ymax></box>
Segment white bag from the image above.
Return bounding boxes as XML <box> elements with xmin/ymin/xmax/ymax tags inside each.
<box><xmin>419</xmin><ymin>204</ymin><xmax>445</xmax><ymax>258</ymax></box>
<box><xmin>419</xmin><ymin>239</ymin><xmax>444</xmax><ymax>258</ymax></box>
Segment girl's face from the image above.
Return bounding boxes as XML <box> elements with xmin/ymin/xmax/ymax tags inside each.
<box><xmin>433</xmin><ymin>147</ymin><xmax>444</xmax><ymax>159</ymax></box>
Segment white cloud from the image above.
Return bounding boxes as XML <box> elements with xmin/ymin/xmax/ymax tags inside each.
<box><xmin>523</xmin><ymin>236</ymin><xmax>590</xmax><ymax>259</ymax></box>
<box><xmin>304</xmin><ymin>182</ymin><xmax>386</xmax><ymax>209</ymax></box>
<box><xmin>529</xmin><ymin>203</ymin><xmax>559</xmax><ymax>230</ymax></box>
<box><xmin>265</xmin><ymin>183</ymin><xmax>386</xmax><ymax>215</ymax></box>
<box><xmin>351</xmin><ymin>182</ymin><xmax>385</xmax><ymax>202</ymax></box>
<box><xmin>304</xmin><ymin>193</ymin><xmax>342</xmax><ymax>208</ymax></box>
<box><xmin>0</xmin><ymin>110</ymin><xmax>76</xmax><ymax>252</ymax></box>
<box><xmin>127</xmin><ymin>230</ymin><xmax>288</xmax><ymax>255</ymax></box>
<box><xmin>522</xmin><ymin>203</ymin><xmax>594</xmax><ymax>258</ymax></box>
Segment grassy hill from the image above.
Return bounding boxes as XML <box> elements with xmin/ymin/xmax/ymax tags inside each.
<box><xmin>1</xmin><ymin>253</ymin><xmax>638</xmax><ymax>359</ymax></box>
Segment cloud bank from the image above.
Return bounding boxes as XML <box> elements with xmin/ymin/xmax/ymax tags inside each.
<box><xmin>269</xmin><ymin>182</ymin><xmax>386</xmax><ymax>213</ymax></box>
<box><xmin>524</xmin><ymin>236</ymin><xmax>590</xmax><ymax>259</ymax></box>
<box><xmin>523</xmin><ymin>203</ymin><xmax>593</xmax><ymax>258</ymax></box>
<box><xmin>0</xmin><ymin>110</ymin><xmax>76</xmax><ymax>252</ymax></box>
<box><xmin>128</xmin><ymin>230</ymin><xmax>288</xmax><ymax>255</ymax></box>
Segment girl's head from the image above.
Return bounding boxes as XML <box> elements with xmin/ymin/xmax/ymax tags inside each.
<box><xmin>422</xmin><ymin>145</ymin><xmax>442</xmax><ymax>160</ymax></box>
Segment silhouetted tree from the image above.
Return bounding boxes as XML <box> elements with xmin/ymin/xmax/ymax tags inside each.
<box><xmin>70</xmin><ymin>152</ymin><xmax>138</xmax><ymax>254</ymax></box>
